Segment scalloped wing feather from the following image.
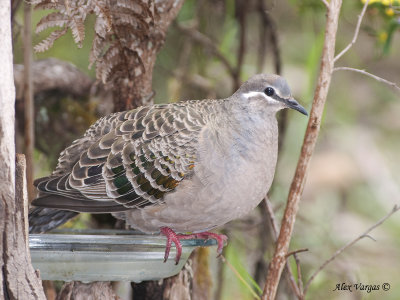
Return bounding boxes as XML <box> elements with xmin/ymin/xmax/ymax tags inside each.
<box><xmin>33</xmin><ymin>102</ymin><xmax>207</xmax><ymax>213</ymax></box>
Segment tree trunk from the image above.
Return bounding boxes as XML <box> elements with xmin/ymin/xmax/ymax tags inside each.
<box><xmin>23</xmin><ymin>1</ymin><xmax>35</xmax><ymax>201</ymax></box>
<box><xmin>112</xmin><ymin>0</ymin><xmax>185</xmax><ymax>112</ymax></box>
<box><xmin>0</xmin><ymin>4</ymin><xmax>46</xmax><ymax>298</ymax></box>
<box><xmin>57</xmin><ymin>282</ymin><xmax>119</xmax><ymax>300</ymax></box>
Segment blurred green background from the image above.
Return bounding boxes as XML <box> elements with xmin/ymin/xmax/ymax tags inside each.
<box><xmin>13</xmin><ymin>0</ymin><xmax>400</xmax><ymax>299</ymax></box>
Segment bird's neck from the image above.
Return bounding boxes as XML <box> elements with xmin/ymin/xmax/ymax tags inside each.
<box><xmin>208</xmin><ymin>99</ymin><xmax>279</xmax><ymax>158</ymax></box>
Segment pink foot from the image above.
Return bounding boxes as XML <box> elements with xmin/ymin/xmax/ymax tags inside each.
<box><xmin>160</xmin><ymin>227</ymin><xmax>184</xmax><ymax>264</ymax></box>
<box><xmin>193</xmin><ymin>231</ymin><xmax>228</xmax><ymax>255</ymax></box>
<box><xmin>160</xmin><ymin>227</ymin><xmax>228</xmax><ymax>264</ymax></box>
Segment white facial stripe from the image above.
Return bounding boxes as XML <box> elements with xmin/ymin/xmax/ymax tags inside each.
<box><xmin>243</xmin><ymin>91</ymin><xmax>265</xmax><ymax>99</ymax></box>
<box><xmin>242</xmin><ymin>91</ymin><xmax>277</xmax><ymax>104</ymax></box>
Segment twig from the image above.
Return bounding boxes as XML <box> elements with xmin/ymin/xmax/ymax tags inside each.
<box><xmin>264</xmin><ymin>197</ymin><xmax>279</xmax><ymax>240</ymax></box>
<box><xmin>361</xmin><ymin>234</ymin><xmax>376</xmax><ymax>242</ymax></box>
<box><xmin>257</xmin><ymin>0</ymin><xmax>281</xmax><ymax>75</ymax></box>
<box><xmin>285</xmin><ymin>248</ymin><xmax>309</xmax><ymax>258</ymax></box>
<box><xmin>261</xmin><ymin>1</ymin><xmax>343</xmax><ymax>299</ymax></box>
<box><xmin>303</xmin><ymin>205</ymin><xmax>400</xmax><ymax>295</ymax></box>
<box><xmin>334</xmin><ymin>0</ymin><xmax>369</xmax><ymax>63</ymax></box>
<box><xmin>294</xmin><ymin>254</ymin><xmax>303</xmax><ymax>296</ymax></box>
<box><xmin>257</xmin><ymin>8</ymin><xmax>286</xmax><ymax>276</ymax></box>
<box><xmin>258</xmin><ymin>0</ymin><xmax>286</xmax><ymax>156</ymax></box>
<box><xmin>264</xmin><ymin>198</ymin><xmax>302</xmax><ymax>299</ymax></box>
<box><xmin>321</xmin><ymin>0</ymin><xmax>329</xmax><ymax>9</ymax></box>
<box><xmin>23</xmin><ymin>1</ymin><xmax>35</xmax><ymax>202</ymax></box>
<box><xmin>234</xmin><ymin>0</ymin><xmax>247</xmax><ymax>91</ymax></box>
<box><xmin>253</xmin><ymin>200</ymin><xmax>272</xmax><ymax>286</ymax></box>
<box><xmin>214</xmin><ymin>229</ymin><xmax>228</xmax><ymax>300</ymax></box>
<box><xmin>175</xmin><ymin>23</ymin><xmax>236</xmax><ymax>79</ymax></box>
<box><xmin>220</xmin><ymin>255</ymin><xmax>261</xmax><ymax>300</ymax></box>
<box><xmin>333</xmin><ymin>67</ymin><xmax>400</xmax><ymax>93</ymax></box>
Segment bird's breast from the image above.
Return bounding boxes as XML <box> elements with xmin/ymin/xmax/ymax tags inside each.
<box><xmin>177</xmin><ymin>118</ymin><xmax>279</xmax><ymax>227</ymax></box>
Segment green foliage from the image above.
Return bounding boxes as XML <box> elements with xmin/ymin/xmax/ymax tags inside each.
<box><xmin>219</xmin><ymin>16</ymin><xmax>238</xmax><ymax>68</ymax></box>
<box><xmin>223</xmin><ymin>240</ymin><xmax>262</xmax><ymax>300</ymax></box>
<box><xmin>362</xmin><ymin>0</ymin><xmax>400</xmax><ymax>54</ymax></box>
<box><xmin>305</xmin><ymin>29</ymin><xmax>325</xmax><ymax>101</ymax></box>
<box><xmin>292</xmin><ymin>0</ymin><xmax>327</xmax><ymax>12</ymax></box>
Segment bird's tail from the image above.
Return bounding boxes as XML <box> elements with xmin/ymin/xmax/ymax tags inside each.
<box><xmin>29</xmin><ymin>207</ymin><xmax>79</xmax><ymax>233</ymax></box>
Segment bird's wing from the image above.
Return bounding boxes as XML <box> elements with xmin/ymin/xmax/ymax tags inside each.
<box><xmin>52</xmin><ymin>111</ymin><xmax>124</xmax><ymax>176</ymax></box>
<box><xmin>33</xmin><ymin>101</ymin><xmax>206</xmax><ymax>212</ymax></box>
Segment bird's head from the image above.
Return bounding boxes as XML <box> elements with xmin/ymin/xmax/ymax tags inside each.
<box><xmin>235</xmin><ymin>74</ymin><xmax>308</xmax><ymax>116</ymax></box>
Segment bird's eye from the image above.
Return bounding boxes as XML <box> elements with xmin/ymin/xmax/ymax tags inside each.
<box><xmin>264</xmin><ymin>87</ymin><xmax>275</xmax><ymax>96</ymax></box>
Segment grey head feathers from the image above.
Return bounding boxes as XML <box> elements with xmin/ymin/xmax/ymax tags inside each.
<box><xmin>236</xmin><ymin>74</ymin><xmax>308</xmax><ymax>116</ymax></box>
<box><xmin>236</xmin><ymin>74</ymin><xmax>290</xmax><ymax>98</ymax></box>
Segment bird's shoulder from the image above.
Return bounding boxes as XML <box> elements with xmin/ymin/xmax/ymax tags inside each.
<box><xmin>52</xmin><ymin>100</ymin><xmax>213</xmax><ymax>176</ymax></box>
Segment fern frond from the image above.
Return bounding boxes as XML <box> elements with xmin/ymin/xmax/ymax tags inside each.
<box><xmin>34</xmin><ymin>0</ymin><xmax>158</xmax><ymax>85</ymax></box>
<box><xmin>92</xmin><ymin>2</ymin><xmax>113</xmax><ymax>30</ymax></box>
<box><xmin>34</xmin><ymin>28</ymin><xmax>68</xmax><ymax>52</ymax></box>
<box><xmin>113</xmin><ymin>25</ymin><xmax>139</xmax><ymax>41</ymax></box>
<box><xmin>30</xmin><ymin>0</ymin><xmax>50</xmax><ymax>5</ymax></box>
<box><xmin>70</xmin><ymin>16</ymin><xmax>85</xmax><ymax>47</ymax></box>
<box><xmin>113</xmin><ymin>11</ymin><xmax>149</xmax><ymax>31</ymax></box>
<box><xmin>116</xmin><ymin>0</ymin><xmax>153</xmax><ymax>21</ymax></box>
<box><xmin>36</xmin><ymin>12</ymin><xmax>69</xmax><ymax>34</ymax></box>
<box><xmin>97</xmin><ymin>43</ymin><xmax>122</xmax><ymax>83</ymax></box>
<box><xmin>94</xmin><ymin>15</ymin><xmax>110</xmax><ymax>39</ymax></box>
<box><xmin>34</xmin><ymin>2</ymin><xmax>65</xmax><ymax>11</ymax></box>
<box><xmin>116</xmin><ymin>0</ymin><xmax>143</xmax><ymax>13</ymax></box>
<box><xmin>89</xmin><ymin>34</ymin><xmax>105</xmax><ymax>68</ymax></box>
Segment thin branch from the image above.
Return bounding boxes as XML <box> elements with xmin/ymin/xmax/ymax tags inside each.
<box><xmin>260</xmin><ymin>31</ymin><xmax>288</xmax><ymax>283</ymax></box>
<box><xmin>264</xmin><ymin>198</ymin><xmax>302</xmax><ymax>299</ymax></box>
<box><xmin>264</xmin><ymin>197</ymin><xmax>279</xmax><ymax>240</ymax></box>
<box><xmin>175</xmin><ymin>23</ymin><xmax>236</xmax><ymax>79</ymax></box>
<box><xmin>294</xmin><ymin>254</ymin><xmax>303</xmax><ymax>297</ymax></box>
<box><xmin>23</xmin><ymin>1</ymin><xmax>35</xmax><ymax>201</ymax></box>
<box><xmin>285</xmin><ymin>248</ymin><xmax>309</xmax><ymax>259</ymax></box>
<box><xmin>334</xmin><ymin>67</ymin><xmax>400</xmax><ymax>93</ymax></box>
<box><xmin>257</xmin><ymin>0</ymin><xmax>281</xmax><ymax>75</ymax></box>
<box><xmin>234</xmin><ymin>0</ymin><xmax>247</xmax><ymax>91</ymax></box>
<box><xmin>334</xmin><ymin>0</ymin><xmax>369</xmax><ymax>63</ymax></box>
<box><xmin>304</xmin><ymin>205</ymin><xmax>400</xmax><ymax>295</ymax></box>
<box><xmin>253</xmin><ymin>200</ymin><xmax>272</xmax><ymax>287</ymax></box>
<box><xmin>261</xmin><ymin>1</ymin><xmax>343</xmax><ymax>299</ymax></box>
<box><xmin>360</xmin><ymin>234</ymin><xmax>377</xmax><ymax>242</ymax></box>
<box><xmin>321</xmin><ymin>0</ymin><xmax>329</xmax><ymax>9</ymax></box>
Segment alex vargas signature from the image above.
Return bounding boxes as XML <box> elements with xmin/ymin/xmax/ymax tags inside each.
<box><xmin>333</xmin><ymin>282</ymin><xmax>390</xmax><ymax>293</ymax></box>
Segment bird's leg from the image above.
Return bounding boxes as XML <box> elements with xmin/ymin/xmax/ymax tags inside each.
<box><xmin>160</xmin><ymin>227</ymin><xmax>200</xmax><ymax>264</ymax></box>
<box><xmin>160</xmin><ymin>227</ymin><xmax>184</xmax><ymax>264</ymax></box>
<box><xmin>192</xmin><ymin>232</ymin><xmax>228</xmax><ymax>255</ymax></box>
<box><xmin>160</xmin><ymin>227</ymin><xmax>228</xmax><ymax>264</ymax></box>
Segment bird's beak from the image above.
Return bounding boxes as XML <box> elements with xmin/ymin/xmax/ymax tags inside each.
<box><xmin>285</xmin><ymin>97</ymin><xmax>308</xmax><ymax>116</ymax></box>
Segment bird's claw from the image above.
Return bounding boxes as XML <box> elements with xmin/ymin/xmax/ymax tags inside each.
<box><xmin>160</xmin><ymin>227</ymin><xmax>228</xmax><ymax>264</ymax></box>
<box><xmin>160</xmin><ymin>227</ymin><xmax>183</xmax><ymax>265</ymax></box>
